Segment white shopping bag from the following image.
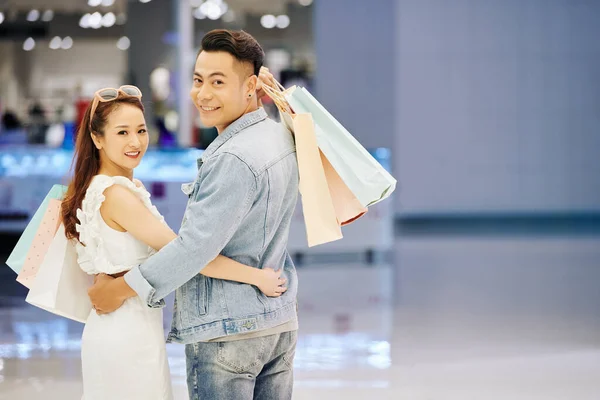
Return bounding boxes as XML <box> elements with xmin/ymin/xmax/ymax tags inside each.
<box><xmin>26</xmin><ymin>224</ymin><xmax>93</xmax><ymax>323</ymax></box>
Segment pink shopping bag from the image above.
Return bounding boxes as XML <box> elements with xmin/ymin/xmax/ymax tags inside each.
<box><xmin>16</xmin><ymin>198</ymin><xmax>62</xmax><ymax>288</ymax></box>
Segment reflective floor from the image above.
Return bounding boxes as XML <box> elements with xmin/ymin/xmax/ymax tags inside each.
<box><xmin>1</xmin><ymin>234</ymin><xmax>599</xmax><ymax>399</ymax></box>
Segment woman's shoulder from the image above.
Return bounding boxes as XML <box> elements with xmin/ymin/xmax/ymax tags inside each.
<box><xmin>86</xmin><ymin>175</ymin><xmax>150</xmax><ymax>207</ymax></box>
<box><xmin>86</xmin><ymin>174</ymin><xmax>144</xmax><ymax>193</ymax></box>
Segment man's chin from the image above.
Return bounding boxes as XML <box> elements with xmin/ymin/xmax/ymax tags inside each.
<box><xmin>198</xmin><ymin>117</ymin><xmax>217</xmax><ymax>128</ymax></box>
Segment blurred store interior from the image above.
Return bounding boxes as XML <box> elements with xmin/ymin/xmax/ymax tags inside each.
<box><xmin>1</xmin><ymin>0</ymin><xmax>599</xmax><ymax>399</ymax></box>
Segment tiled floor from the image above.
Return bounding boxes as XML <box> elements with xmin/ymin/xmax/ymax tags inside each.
<box><xmin>1</xmin><ymin>235</ymin><xmax>599</xmax><ymax>399</ymax></box>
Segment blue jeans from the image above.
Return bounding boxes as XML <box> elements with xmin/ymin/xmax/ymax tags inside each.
<box><xmin>185</xmin><ymin>330</ymin><xmax>297</xmax><ymax>400</ymax></box>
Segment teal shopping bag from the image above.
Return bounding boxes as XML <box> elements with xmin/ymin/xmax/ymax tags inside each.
<box><xmin>285</xmin><ymin>87</ymin><xmax>397</xmax><ymax>208</ymax></box>
<box><xmin>6</xmin><ymin>184</ymin><xmax>68</xmax><ymax>274</ymax></box>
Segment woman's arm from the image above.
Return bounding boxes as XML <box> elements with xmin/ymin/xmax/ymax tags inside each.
<box><xmin>100</xmin><ymin>184</ymin><xmax>286</xmax><ymax>296</ymax></box>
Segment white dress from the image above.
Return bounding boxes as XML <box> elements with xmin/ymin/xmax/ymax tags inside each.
<box><xmin>75</xmin><ymin>175</ymin><xmax>173</xmax><ymax>400</ymax></box>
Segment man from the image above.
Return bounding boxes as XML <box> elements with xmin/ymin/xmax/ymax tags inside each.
<box><xmin>89</xmin><ymin>29</ymin><xmax>300</xmax><ymax>400</ymax></box>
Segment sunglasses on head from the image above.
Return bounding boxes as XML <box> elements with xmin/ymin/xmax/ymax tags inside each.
<box><xmin>89</xmin><ymin>85</ymin><xmax>142</xmax><ymax>132</ymax></box>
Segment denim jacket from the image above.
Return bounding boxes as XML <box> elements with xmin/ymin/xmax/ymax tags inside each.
<box><xmin>125</xmin><ymin>108</ymin><xmax>299</xmax><ymax>343</ymax></box>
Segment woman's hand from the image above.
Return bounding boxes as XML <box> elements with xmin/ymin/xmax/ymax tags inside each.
<box><xmin>255</xmin><ymin>268</ymin><xmax>287</xmax><ymax>297</ymax></box>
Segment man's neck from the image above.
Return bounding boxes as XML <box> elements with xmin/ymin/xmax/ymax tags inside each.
<box><xmin>216</xmin><ymin>104</ymin><xmax>260</xmax><ymax>135</ymax></box>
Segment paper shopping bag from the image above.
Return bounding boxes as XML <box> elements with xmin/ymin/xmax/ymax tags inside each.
<box><xmin>285</xmin><ymin>86</ymin><xmax>397</xmax><ymax>208</ymax></box>
<box><xmin>319</xmin><ymin>151</ymin><xmax>367</xmax><ymax>225</ymax></box>
<box><xmin>6</xmin><ymin>185</ymin><xmax>67</xmax><ymax>274</ymax></box>
<box><xmin>284</xmin><ymin>110</ymin><xmax>367</xmax><ymax>228</ymax></box>
<box><xmin>292</xmin><ymin>113</ymin><xmax>343</xmax><ymax>247</ymax></box>
<box><xmin>263</xmin><ymin>83</ymin><xmax>368</xmax><ymax>246</ymax></box>
<box><xmin>26</xmin><ymin>224</ymin><xmax>93</xmax><ymax>323</ymax></box>
<box><xmin>17</xmin><ymin>198</ymin><xmax>63</xmax><ymax>288</ymax></box>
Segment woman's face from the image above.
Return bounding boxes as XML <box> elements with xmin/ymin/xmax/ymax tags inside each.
<box><xmin>92</xmin><ymin>103</ymin><xmax>149</xmax><ymax>172</ymax></box>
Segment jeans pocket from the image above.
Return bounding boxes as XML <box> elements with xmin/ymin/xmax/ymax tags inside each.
<box><xmin>217</xmin><ymin>336</ymin><xmax>270</xmax><ymax>375</ymax></box>
<box><xmin>281</xmin><ymin>330</ymin><xmax>298</xmax><ymax>370</ymax></box>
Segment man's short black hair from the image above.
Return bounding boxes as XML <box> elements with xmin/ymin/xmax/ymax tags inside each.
<box><xmin>200</xmin><ymin>29</ymin><xmax>265</xmax><ymax>76</ymax></box>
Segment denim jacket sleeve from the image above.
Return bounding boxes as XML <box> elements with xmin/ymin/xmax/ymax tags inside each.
<box><xmin>124</xmin><ymin>152</ymin><xmax>258</xmax><ymax>308</ymax></box>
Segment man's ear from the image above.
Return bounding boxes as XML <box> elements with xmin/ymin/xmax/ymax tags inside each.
<box><xmin>246</xmin><ymin>74</ymin><xmax>258</xmax><ymax>96</ymax></box>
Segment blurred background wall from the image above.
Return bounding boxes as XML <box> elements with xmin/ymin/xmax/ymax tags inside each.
<box><xmin>2</xmin><ymin>0</ymin><xmax>599</xmax><ymax>220</ymax></box>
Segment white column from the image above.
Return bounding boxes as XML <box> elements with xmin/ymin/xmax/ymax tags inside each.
<box><xmin>176</xmin><ymin>0</ymin><xmax>194</xmax><ymax>147</ymax></box>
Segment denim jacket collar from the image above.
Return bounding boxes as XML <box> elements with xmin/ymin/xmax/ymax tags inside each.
<box><xmin>199</xmin><ymin>108</ymin><xmax>267</xmax><ymax>166</ymax></box>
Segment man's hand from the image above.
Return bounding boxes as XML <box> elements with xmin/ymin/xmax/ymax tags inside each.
<box><xmin>88</xmin><ymin>274</ymin><xmax>136</xmax><ymax>315</ymax></box>
<box><xmin>256</xmin><ymin>66</ymin><xmax>277</xmax><ymax>99</ymax></box>
<box><xmin>256</xmin><ymin>268</ymin><xmax>287</xmax><ymax>297</ymax></box>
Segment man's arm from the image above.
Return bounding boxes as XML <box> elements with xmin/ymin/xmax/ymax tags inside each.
<box><xmin>124</xmin><ymin>152</ymin><xmax>257</xmax><ymax>307</ymax></box>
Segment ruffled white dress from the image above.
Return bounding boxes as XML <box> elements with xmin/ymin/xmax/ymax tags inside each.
<box><xmin>76</xmin><ymin>175</ymin><xmax>173</xmax><ymax>400</ymax></box>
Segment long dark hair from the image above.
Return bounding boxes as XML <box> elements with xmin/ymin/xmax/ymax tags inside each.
<box><xmin>61</xmin><ymin>94</ymin><xmax>144</xmax><ymax>241</ymax></box>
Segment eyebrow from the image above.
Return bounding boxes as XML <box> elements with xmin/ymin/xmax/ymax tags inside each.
<box><xmin>114</xmin><ymin>124</ymin><xmax>146</xmax><ymax>128</ymax></box>
<box><xmin>194</xmin><ymin>71</ymin><xmax>226</xmax><ymax>78</ymax></box>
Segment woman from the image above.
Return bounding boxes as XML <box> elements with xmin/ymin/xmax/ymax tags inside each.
<box><xmin>61</xmin><ymin>86</ymin><xmax>287</xmax><ymax>399</ymax></box>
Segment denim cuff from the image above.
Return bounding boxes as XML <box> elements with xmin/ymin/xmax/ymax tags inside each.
<box><xmin>124</xmin><ymin>266</ymin><xmax>165</xmax><ymax>309</ymax></box>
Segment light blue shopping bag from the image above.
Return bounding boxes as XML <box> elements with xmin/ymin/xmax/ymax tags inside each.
<box><xmin>285</xmin><ymin>86</ymin><xmax>397</xmax><ymax>208</ymax></box>
<box><xmin>6</xmin><ymin>184</ymin><xmax>68</xmax><ymax>274</ymax></box>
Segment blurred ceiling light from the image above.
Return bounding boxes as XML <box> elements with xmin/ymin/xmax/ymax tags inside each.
<box><xmin>102</xmin><ymin>12</ymin><xmax>116</xmax><ymax>27</ymax></box>
<box><xmin>79</xmin><ymin>13</ymin><xmax>91</xmax><ymax>28</ymax></box>
<box><xmin>88</xmin><ymin>0</ymin><xmax>102</xmax><ymax>6</ymax></box>
<box><xmin>23</xmin><ymin>37</ymin><xmax>35</xmax><ymax>51</ymax></box>
<box><xmin>61</xmin><ymin>36</ymin><xmax>73</xmax><ymax>50</ymax></box>
<box><xmin>139</xmin><ymin>0</ymin><xmax>152</xmax><ymax>3</ymax></box>
<box><xmin>89</xmin><ymin>12</ymin><xmax>103</xmax><ymax>29</ymax></box>
<box><xmin>49</xmin><ymin>36</ymin><xmax>62</xmax><ymax>50</ymax></box>
<box><xmin>207</xmin><ymin>9</ymin><xmax>221</xmax><ymax>20</ymax></box>
<box><xmin>276</xmin><ymin>15</ymin><xmax>290</xmax><ymax>29</ymax></box>
<box><xmin>260</xmin><ymin>14</ymin><xmax>276</xmax><ymax>29</ymax></box>
<box><xmin>199</xmin><ymin>2</ymin><xmax>210</xmax><ymax>13</ymax></box>
<box><xmin>101</xmin><ymin>0</ymin><xmax>115</xmax><ymax>6</ymax></box>
<box><xmin>218</xmin><ymin>2</ymin><xmax>228</xmax><ymax>15</ymax></box>
<box><xmin>116</xmin><ymin>13</ymin><xmax>127</xmax><ymax>25</ymax></box>
<box><xmin>27</xmin><ymin>10</ymin><xmax>40</xmax><ymax>22</ymax></box>
<box><xmin>117</xmin><ymin>36</ymin><xmax>130</xmax><ymax>50</ymax></box>
<box><xmin>0</xmin><ymin>12</ymin><xmax>4</xmax><ymax>25</ymax></box>
<box><xmin>298</xmin><ymin>0</ymin><xmax>313</xmax><ymax>5</ymax></box>
<box><xmin>200</xmin><ymin>1</ymin><xmax>221</xmax><ymax>20</ymax></box>
<box><xmin>222</xmin><ymin>10</ymin><xmax>235</xmax><ymax>23</ymax></box>
<box><xmin>193</xmin><ymin>8</ymin><xmax>206</xmax><ymax>20</ymax></box>
<box><xmin>41</xmin><ymin>10</ymin><xmax>54</xmax><ymax>22</ymax></box>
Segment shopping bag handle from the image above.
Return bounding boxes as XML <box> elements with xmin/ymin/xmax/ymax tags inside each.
<box><xmin>260</xmin><ymin>77</ymin><xmax>294</xmax><ymax>115</ymax></box>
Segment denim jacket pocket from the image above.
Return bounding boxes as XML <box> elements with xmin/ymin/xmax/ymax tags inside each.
<box><xmin>177</xmin><ymin>275</ymin><xmax>208</xmax><ymax>328</ymax></box>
